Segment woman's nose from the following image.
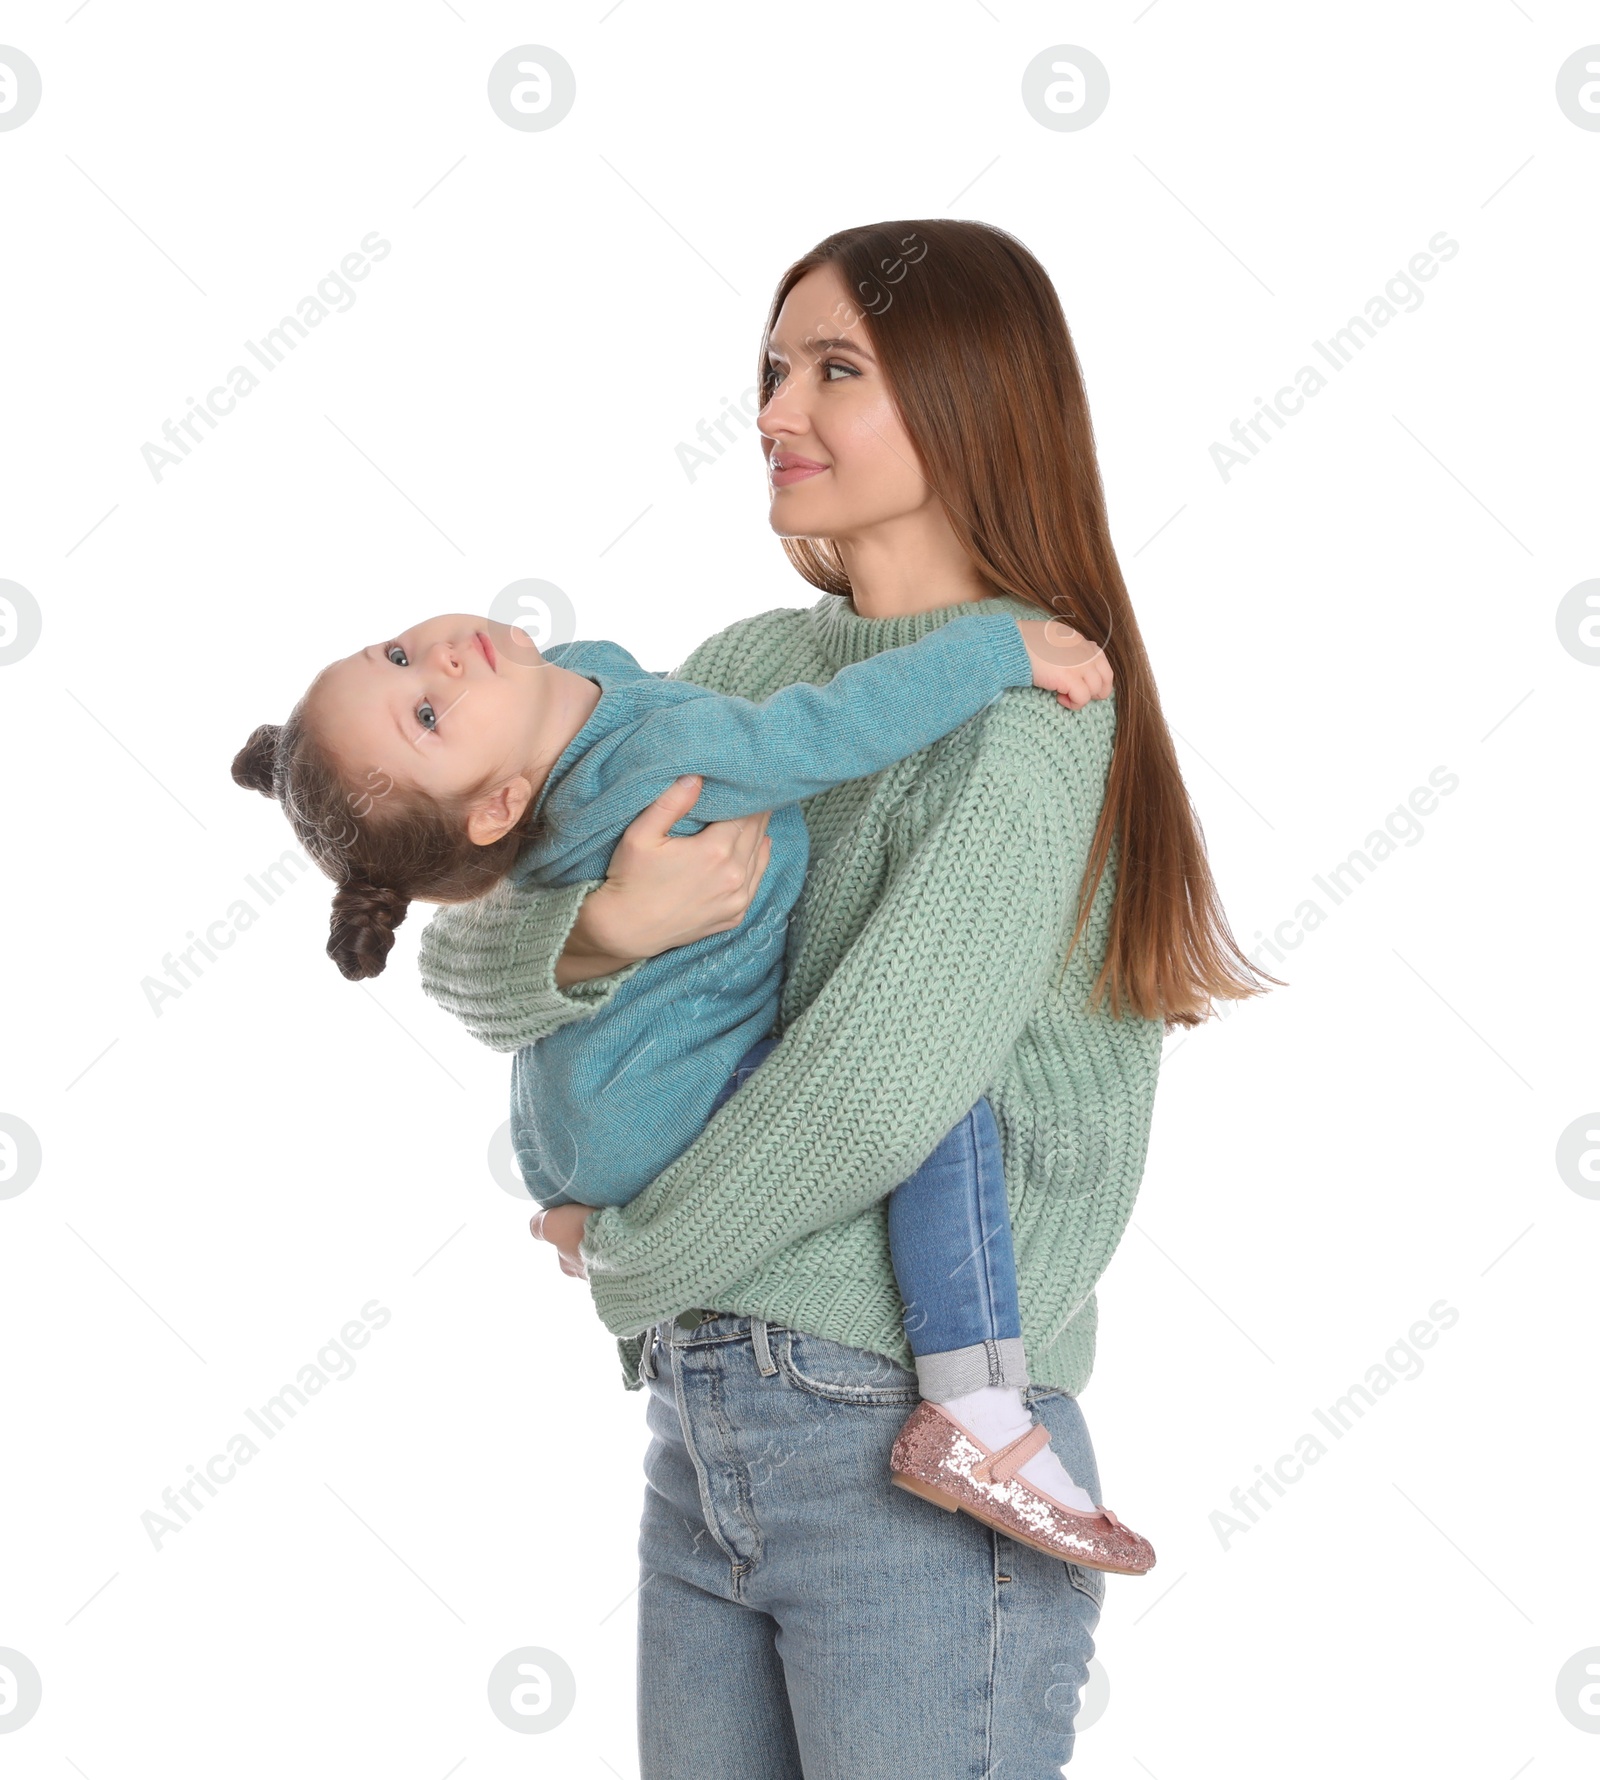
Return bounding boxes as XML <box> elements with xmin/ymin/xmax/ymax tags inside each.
<box><xmin>757</xmin><ymin>375</ymin><xmax>807</xmax><ymax>441</ymax></box>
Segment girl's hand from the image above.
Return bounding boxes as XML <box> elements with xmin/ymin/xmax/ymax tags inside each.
<box><xmin>530</xmin><ymin>1204</ymin><xmax>595</xmax><ymax>1278</ymax></box>
<box><xmin>561</xmin><ymin>774</ymin><xmax>773</xmax><ymax>977</ymax></box>
<box><xmin>1014</xmin><ymin>619</ymin><xmax>1113</xmax><ymax>710</ymax></box>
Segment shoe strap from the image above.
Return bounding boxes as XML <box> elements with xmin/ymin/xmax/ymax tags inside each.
<box><xmin>972</xmin><ymin>1420</ymin><xmax>1051</xmax><ymax>1485</ymax></box>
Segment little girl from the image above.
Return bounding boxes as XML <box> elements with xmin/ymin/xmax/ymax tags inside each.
<box><xmin>232</xmin><ymin>607</ymin><xmax>1156</xmax><ymax>1576</ymax></box>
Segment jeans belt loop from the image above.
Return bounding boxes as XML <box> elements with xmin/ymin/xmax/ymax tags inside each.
<box><xmin>750</xmin><ymin>1316</ymin><xmax>777</xmax><ymax>1377</ymax></box>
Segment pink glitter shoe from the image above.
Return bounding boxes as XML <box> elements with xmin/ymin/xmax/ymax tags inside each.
<box><xmin>889</xmin><ymin>1400</ymin><xmax>1156</xmax><ymax>1576</ymax></box>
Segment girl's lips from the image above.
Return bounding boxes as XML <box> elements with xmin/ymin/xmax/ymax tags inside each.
<box><xmin>476</xmin><ymin>631</ymin><xmax>497</xmax><ymax>671</ymax></box>
<box><xmin>771</xmin><ymin>457</ymin><xmax>829</xmax><ymax>488</ymax></box>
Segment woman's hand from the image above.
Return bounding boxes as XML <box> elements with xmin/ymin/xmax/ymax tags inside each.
<box><xmin>557</xmin><ymin>774</ymin><xmax>773</xmax><ymax>984</ymax></box>
<box><xmin>530</xmin><ymin>1203</ymin><xmax>595</xmax><ymax>1277</ymax></box>
<box><xmin>1014</xmin><ymin>619</ymin><xmax>1114</xmax><ymax>710</ymax></box>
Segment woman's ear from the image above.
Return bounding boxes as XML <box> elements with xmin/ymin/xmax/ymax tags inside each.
<box><xmin>466</xmin><ymin>775</ymin><xmax>534</xmax><ymax>847</ymax></box>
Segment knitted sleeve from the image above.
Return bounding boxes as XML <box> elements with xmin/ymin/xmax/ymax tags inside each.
<box><xmin>576</xmin><ymin>691</ymin><xmax>1093</xmax><ymax>1335</ymax></box>
<box><xmin>416</xmin><ymin>878</ymin><xmax>647</xmax><ymax>1054</ymax></box>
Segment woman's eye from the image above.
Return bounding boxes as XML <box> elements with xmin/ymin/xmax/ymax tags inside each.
<box><xmin>386</xmin><ymin>643</ymin><xmax>409</xmax><ymax>667</ymax></box>
<box><xmin>822</xmin><ymin>359</ymin><xmax>857</xmax><ymax>382</ymax></box>
<box><xmin>416</xmin><ymin>700</ymin><xmax>438</xmax><ymax>732</ymax></box>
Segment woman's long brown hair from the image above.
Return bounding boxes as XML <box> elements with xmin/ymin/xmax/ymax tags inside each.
<box><xmin>760</xmin><ymin>218</ymin><xmax>1281</xmax><ymax>1029</ymax></box>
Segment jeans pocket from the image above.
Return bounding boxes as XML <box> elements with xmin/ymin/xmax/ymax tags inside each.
<box><xmin>777</xmin><ymin>1329</ymin><xmax>921</xmax><ymax>1404</ymax></box>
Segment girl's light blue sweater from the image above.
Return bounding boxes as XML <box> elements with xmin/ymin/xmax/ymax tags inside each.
<box><xmin>505</xmin><ymin>610</ymin><xmax>1033</xmax><ymax>1206</ymax></box>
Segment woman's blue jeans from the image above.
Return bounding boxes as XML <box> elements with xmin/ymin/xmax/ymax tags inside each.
<box><xmin>717</xmin><ymin>1036</ymin><xmax>1028</xmax><ymax>1401</ymax></box>
<box><xmin>635</xmin><ymin>1313</ymin><xmax>1106</xmax><ymax>1775</ymax></box>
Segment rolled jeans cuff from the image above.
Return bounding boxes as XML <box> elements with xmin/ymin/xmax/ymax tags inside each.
<box><xmin>914</xmin><ymin>1336</ymin><xmax>1031</xmax><ymax>1402</ymax></box>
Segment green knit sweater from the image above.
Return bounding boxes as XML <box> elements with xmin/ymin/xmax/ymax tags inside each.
<box><xmin>417</xmin><ymin>592</ymin><xmax>1166</xmax><ymax>1395</ymax></box>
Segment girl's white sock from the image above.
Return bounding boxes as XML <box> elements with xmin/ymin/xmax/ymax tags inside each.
<box><xmin>937</xmin><ymin>1383</ymin><xmax>1098</xmax><ymax>1514</ymax></box>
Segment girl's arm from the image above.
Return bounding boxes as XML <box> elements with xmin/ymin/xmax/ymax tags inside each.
<box><xmin>576</xmin><ymin>692</ymin><xmax>1102</xmax><ymax>1335</ymax></box>
<box><xmin>596</xmin><ymin>613</ymin><xmax>1100</xmax><ymax>827</ymax></box>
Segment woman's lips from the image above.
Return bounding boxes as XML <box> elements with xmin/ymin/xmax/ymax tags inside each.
<box><xmin>771</xmin><ymin>456</ymin><xmax>829</xmax><ymax>488</ymax></box>
<box><xmin>476</xmin><ymin>631</ymin><xmax>497</xmax><ymax>671</ymax></box>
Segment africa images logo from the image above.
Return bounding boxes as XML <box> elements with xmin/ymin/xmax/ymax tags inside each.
<box><xmin>140</xmin><ymin>231</ymin><xmax>391</xmax><ymax>482</ymax></box>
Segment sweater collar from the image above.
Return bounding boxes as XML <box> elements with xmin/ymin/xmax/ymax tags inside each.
<box><xmin>806</xmin><ymin>589</ymin><xmax>1043</xmax><ymax>669</ymax></box>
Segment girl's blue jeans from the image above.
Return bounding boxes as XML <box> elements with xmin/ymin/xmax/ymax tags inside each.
<box><xmin>709</xmin><ymin>1036</ymin><xmax>1029</xmax><ymax>1400</ymax></box>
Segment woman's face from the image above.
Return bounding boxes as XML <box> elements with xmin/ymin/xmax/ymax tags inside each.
<box><xmin>758</xmin><ymin>262</ymin><xmax>931</xmax><ymax>542</ymax></box>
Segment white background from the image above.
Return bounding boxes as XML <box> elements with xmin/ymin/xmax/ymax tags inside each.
<box><xmin>2</xmin><ymin>3</ymin><xmax>1596</xmax><ymax>1775</ymax></box>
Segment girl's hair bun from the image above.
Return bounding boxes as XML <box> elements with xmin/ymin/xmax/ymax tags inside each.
<box><xmin>327</xmin><ymin>877</ymin><xmax>411</xmax><ymax>982</ymax></box>
<box><xmin>232</xmin><ymin>724</ymin><xmax>283</xmax><ymax>798</ymax></box>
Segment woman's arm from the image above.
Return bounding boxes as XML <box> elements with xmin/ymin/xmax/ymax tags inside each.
<box><xmin>417</xmin><ymin>782</ymin><xmax>772</xmax><ymax>1051</ymax></box>
<box><xmin>577</xmin><ymin>693</ymin><xmax>1099</xmax><ymax>1334</ymax></box>
<box><xmin>416</xmin><ymin>615</ymin><xmax>795</xmax><ymax>1052</ymax></box>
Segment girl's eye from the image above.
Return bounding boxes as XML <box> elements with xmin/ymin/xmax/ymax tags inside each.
<box><xmin>822</xmin><ymin>359</ymin><xmax>858</xmax><ymax>382</ymax></box>
<box><xmin>381</xmin><ymin>641</ymin><xmax>436</xmax><ymax>733</ymax></box>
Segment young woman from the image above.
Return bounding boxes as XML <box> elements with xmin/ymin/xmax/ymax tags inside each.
<box><xmin>418</xmin><ymin>218</ymin><xmax>1275</xmax><ymax>1772</ymax></box>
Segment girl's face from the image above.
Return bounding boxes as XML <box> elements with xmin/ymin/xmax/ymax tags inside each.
<box><xmin>758</xmin><ymin>261</ymin><xmax>930</xmax><ymax>541</ymax></box>
<box><xmin>308</xmin><ymin>613</ymin><xmax>546</xmax><ymax>806</ymax></box>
